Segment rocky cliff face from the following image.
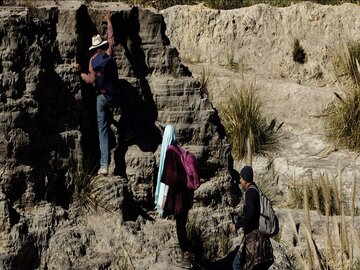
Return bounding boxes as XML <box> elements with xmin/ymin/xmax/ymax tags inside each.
<box><xmin>4</xmin><ymin>1</ymin><xmax>360</xmax><ymax>269</ymax></box>
<box><xmin>160</xmin><ymin>3</ymin><xmax>360</xmax><ymax>268</ymax></box>
<box><xmin>161</xmin><ymin>2</ymin><xmax>360</xmax><ymax>195</ymax></box>
<box><xmin>161</xmin><ymin>2</ymin><xmax>360</xmax><ymax>84</ymax></box>
<box><xmin>0</xmin><ymin>2</ymin><xmax>234</xmax><ymax>269</ymax></box>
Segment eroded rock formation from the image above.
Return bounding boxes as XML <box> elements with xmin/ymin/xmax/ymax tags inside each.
<box><xmin>0</xmin><ymin>2</ymin><xmax>234</xmax><ymax>269</ymax></box>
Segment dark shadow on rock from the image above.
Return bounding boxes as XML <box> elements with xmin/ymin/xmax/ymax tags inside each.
<box><xmin>207</xmin><ymin>248</ymin><xmax>238</xmax><ymax>270</ymax></box>
<box><xmin>76</xmin><ymin>7</ymin><xmax>161</xmax><ymax>178</ymax></box>
<box><xmin>10</xmin><ymin>224</ymin><xmax>40</xmax><ymax>270</ymax></box>
<box><xmin>112</xmin><ymin>78</ymin><xmax>162</xmax><ymax>176</ymax></box>
<box><xmin>229</xmin><ymin>168</ymin><xmax>241</xmax><ymax>207</ymax></box>
<box><xmin>76</xmin><ymin>5</ymin><xmax>98</xmax><ymax>73</ymax></box>
<box><xmin>113</xmin><ymin>7</ymin><xmax>149</xmax><ymax>77</ymax></box>
<box><xmin>9</xmin><ymin>205</ymin><xmax>20</xmax><ymax>227</ymax></box>
<box><xmin>31</xmin><ymin>67</ymin><xmax>77</xmax><ymax>209</ymax></box>
<box><xmin>4</xmin><ymin>171</ymin><xmax>27</xmax><ymax>206</ymax></box>
<box><xmin>112</xmin><ymin>7</ymin><xmax>159</xmax><ymax>121</ymax></box>
<box><xmin>123</xmin><ymin>196</ymin><xmax>155</xmax><ymax>222</ymax></box>
<box><xmin>75</xmin><ymin>5</ymin><xmax>101</xmax><ymax>174</ymax></box>
<box><xmin>116</xmin><ymin>79</ymin><xmax>161</xmax><ymax>149</ymax></box>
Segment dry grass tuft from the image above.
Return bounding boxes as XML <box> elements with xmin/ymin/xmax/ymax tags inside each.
<box><xmin>334</xmin><ymin>41</ymin><xmax>360</xmax><ymax>86</ymax></box>
<box><xmin>219</xmin><ymin>82</ymin><xmax>281</xmax><ymax>161</ymax></box>
<box><xmin>287</xmin><ymin>169</ymin><xmax>360</xmax><ymax>269</ymax></box>
<box><xmin>197</xmin><ymin>66</ymin><xmax>212</xmax><ymax>99</ymax></box>
<box><xmin>325</xmin><ymin>86</ymin><xmax>360</xmax><ymax>151</ymax></box>
<box><xmin>287</xmin><ymin>172</ymin><xmax>347</xmax><ymax>216</ymax></box>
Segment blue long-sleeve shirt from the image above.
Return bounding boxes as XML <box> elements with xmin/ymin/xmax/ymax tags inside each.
<box><xmin>235</xmin><ymin>183</ymin><xmax>260</xmax><ymax>235</ymax></box>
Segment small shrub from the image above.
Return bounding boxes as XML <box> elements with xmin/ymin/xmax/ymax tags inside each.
<box><xmin>289</xmin><ymin>169</ymin><xmax>360</xmax><ymax>270</ymax></box>
<box><xmin>66</xmin><ymin>158</ymin><xmax>104</xmax><ymax>212</ymax></box>
<box><xmin>219</xmin><ymin>82</ymin><xmax>280</xmax><ymax>160</ymax></box>
<box><xmin>287</xmin><ymin>172</ymin><xmax>351</xmax><ymax>216</ymax></box>
<box><xmin>68</xmin><ymin>170</ymin><xmax>99</xmax><ymax>211</ymax></box>
<box><xmin>292</xmin><ymin>39</ymin><xmax>306</xmax><ymax>64</ymax></box>
<box><xmin>334</xmin><ymin>41</ymin><xmax>360</xmax><ymax>85</ymax></box>
<box><xmin>325</xmin><ymin>87</ymin><xmax>360</xmax><ymax>151</ymax></box>
<box><xmin>197</xmin><ymin>66</ymin><xmax>212</xmax><ymax>99</ymax></box>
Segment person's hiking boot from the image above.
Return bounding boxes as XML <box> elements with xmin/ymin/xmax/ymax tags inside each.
<box><xmin>174</xmin><ymin>251</ymin><xmax>193</xmax><ymax>269</ymax></box>
<box><xmin>97</xmin><ymin>167</ymin><xmax>108</xmax><ymax>176</ymax></box>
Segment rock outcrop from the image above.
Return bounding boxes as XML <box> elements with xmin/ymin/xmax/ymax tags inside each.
<box><xmin>161</xmin><ymin>2</ymin><xmax>360</xmax><ymax>84</ymax></box>
<box><xmin>161</xmin><ymin>2</ymin><xmax>360</xmax><ymax>199</ymax></box>
<box><xmin>161</xmin><ymin>3</ymin><xmax>360</xmax><ymax>268</ymax></box>
<box><xmin>0</xmin><ymin>1</ymin><xmax>235</xmax><ymax>269</ymax></box>
<box><xmin>3</xmin><ymin>1</ymin><xmax>360</xmax><ymax>269</ymax></box>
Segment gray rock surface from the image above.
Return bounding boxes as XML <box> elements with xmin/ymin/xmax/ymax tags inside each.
<box><xmin>161</xmin><ymin>2</ymin><xmax>360</xmax><ymax>268</ymax></box>
<box><xmin>0</xmin><ymin>1</ymin><xmax>232</xmax><ymax>269</ymax></box>
<box><xmin>162</xmin><ymin>2</ymin><xmax>360</xmax><ymax>201</ymax></box>
<box><xmin>2</xmin><ymin>1</ymin><xmax>360</xmax><ymax>269</ymax></box>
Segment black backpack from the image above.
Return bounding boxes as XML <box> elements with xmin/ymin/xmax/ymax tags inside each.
<box><xmin>91</xmin><ymin>51</ymin><xmax>118</xmax><ymax>97</ymax></box>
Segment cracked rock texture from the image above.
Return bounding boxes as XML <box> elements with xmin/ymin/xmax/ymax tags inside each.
<box><xmin>0</xmin><ymin>1</ymin><xmax>235</xmax><ymax>269</ymax></box>
<box><xmin>2</xmin><ymin>1</ymin><xmax>360</xmax><ymax>269</ymax></box>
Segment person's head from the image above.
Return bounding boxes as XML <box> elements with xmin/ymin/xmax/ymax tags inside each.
<box><xmin>89</xmin><ymin>34</ymin><xmax>108</xmax><ymax>51</ymax></box>
<box><xmin>239</xmin><ymin>165</ymin><xmax>253</xmax><ymax>189</ymax></box>
<box><xmin>162</xmin><ymin>125</ymin><xmax>176</xmax><ymax>146</ymax></box>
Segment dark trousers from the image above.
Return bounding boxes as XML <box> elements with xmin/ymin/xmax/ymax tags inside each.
<box><xmin>175</xmin><ymin>210</ymin><xmax>190</xmax><ymax>252</ymax></box>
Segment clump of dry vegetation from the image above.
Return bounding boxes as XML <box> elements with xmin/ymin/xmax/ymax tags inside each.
<box><xmin>219</xmin><ymin>81</ymin><xmax>281</xmax><ymax>161</ymax></box>
<box><xmin>197</xmin><ymin>66</ymin><xmax>212</xmax><ymax>99</ymax></box>
<box><xmin>325</xmin><ymin>86</ymin><xmax>360</xmax><ymax>151</ymax></box>
<box><xmin>286</xmin><ymin>169</ymin><xmax>360</xmax><ymax>269</ymax></box>
<box><xmin>66</xmin><ymin>158</ymin><xmax>108</xmax><ymax>213</ymax></box>
<box><xmin>287</xmin><ymin>173</ymin><xmax>344</xmax><ymax>215</ymax></box>
<box><xmin>334</xmin><ymin>41</ymin><xmax>360</xmax><ymax>85</ymax></box>
<box><xmin>325</xmin><ymin>41</ymin><xmax>360</xmax><ymax>151</ymax></box>
<box><xmin>292</xmin><ymin>38</ymin><xmax>306</xmax><ymax>64</ymax></box>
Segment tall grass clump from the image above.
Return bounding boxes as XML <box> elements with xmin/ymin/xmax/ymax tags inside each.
<box><xmin>287</xmin><ymin>172</ymin><xmax>346</xmax><ymax>215</ymax></box>
<box><xmin>325</xmin><ymin>86</ymin><xmax>360</xmax><ymax>151</ymax></box>
<box><xmin>219</xmin><ymin>82</ymin><xmax>280</xmax><ymax>160</ymax></box>
<box><xmin>66</xmin><ymin>158</ymin><xmax>105</xmax><ymax>213</ymax></box>
<box><xmin>287</xmin><ymin>170</ymin><xmax>360</xmax><ymax>270</ymax></box>
<box><xmin>334</xmin><ymin>41</ymin><xmax>360</xmax><ymax>85</ymax></box>
<box><xmin>326</xmin><ymin>41</ymin><xmax>360</xmax><ymax>151</ymax></box>
<box><xmin>197</xmin><ymin>66</ymin><xmax>212</xmax><ymax>99</ymax></box>
<box><xmin>69</xmin><ymin>170</ymin><xmax>99</xmax><ymax>211</ymax></box>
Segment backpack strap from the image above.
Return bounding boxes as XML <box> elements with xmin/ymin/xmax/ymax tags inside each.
<box><xmin>245</xmin><ymin>184</ymin><xmax>260</xmax><ymax>197</ymax></box>
<box><xmin>167</xmin><ymin>144</ymin><xmax>183</xmax><ymax>156</ymax></box>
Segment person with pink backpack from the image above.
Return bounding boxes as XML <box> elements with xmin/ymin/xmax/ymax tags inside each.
<box><xmin>155</xmin><ymin>125</ymin><xmax>200</xmax><ymax>269</ymax></box>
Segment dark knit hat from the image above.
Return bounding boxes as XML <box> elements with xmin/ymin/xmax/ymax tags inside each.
<box><xmin>240</xmin><ymin>166</ymin><xmax>253</xmax><ymax>182</ymax></box>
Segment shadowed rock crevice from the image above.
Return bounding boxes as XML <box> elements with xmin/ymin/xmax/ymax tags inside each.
<box><xmin>75</xmin><ymin>6</ymin><xmax>163</xmax><ymax>181</ymax></box>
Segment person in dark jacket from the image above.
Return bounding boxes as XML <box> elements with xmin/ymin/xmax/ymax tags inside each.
<box><xmin>230</xmin><ymin>166</ymin><xmax>260</xmax><ymax>270</ymax></box>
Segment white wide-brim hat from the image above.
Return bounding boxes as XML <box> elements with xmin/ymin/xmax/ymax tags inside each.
<box><xmin>89</xmin><ymin>34</ymin><xmax>108</xmax><ymax>50</ymax></box>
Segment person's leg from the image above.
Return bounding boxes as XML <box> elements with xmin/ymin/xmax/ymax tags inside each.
<box><xmin>175</xmin><ymin>210</ymin><xmax>192</xmax><ymax>269</ymax></box>
<box><xmin>97</xmin><ymin>94</ymin><xmax>109</xmax><ymax>172</ymax></box>
<box><xmin>232</xmin><ymin>254</ymin><xmax>242</xmax><ymax>270</ymax></box>
<box><xmin>175</xmin><ymin>210</ymin><xmax>190</xmax><ymax>252</ymax></box>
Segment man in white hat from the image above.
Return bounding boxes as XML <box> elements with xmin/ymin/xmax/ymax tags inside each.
<box><xmin>78</xmin><ymin>12</ymin><xmax>115</xmax><ymax>176</ymax></box>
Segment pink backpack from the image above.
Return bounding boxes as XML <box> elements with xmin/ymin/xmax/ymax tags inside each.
<box><xmin>168</xmin><ymin>145</ymin><xmax>200</xmax><ymax>191</ymax></box>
